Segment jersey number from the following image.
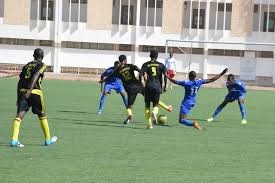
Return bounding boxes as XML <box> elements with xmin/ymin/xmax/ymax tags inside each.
<box><xmin>191</xmin><ymin>87</ymin><xmax>199</xmax><ymax>95</ymax></box>
<box><xmin>151</xmin><ymin>67</ymin><xmax>156</xmax><ymax>76</ymax></box>
<box><xmin>25</xmin><ymin>64</ymin><xmax>36</xmax><ymax>79</ymax></box>
<box><xmin>122</xmin><ymin>71</ymin><xmax>131</xmax><ymax>81</ymax></box>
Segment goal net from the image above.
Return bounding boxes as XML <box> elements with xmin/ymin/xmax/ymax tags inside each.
<box><xmin>165</xmin><ymin>40</ymin><xmax>275</xmax><ymax>85</ymax></box>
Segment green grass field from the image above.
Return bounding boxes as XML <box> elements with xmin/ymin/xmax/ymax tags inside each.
<box><xmin>1</xmin><ymin>78</ymin><xmax>275</xmax><ymax>183</ymax></box>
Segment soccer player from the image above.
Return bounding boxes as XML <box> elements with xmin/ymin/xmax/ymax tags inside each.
<box><xmin>165</xmin><ymin>52</ymin><xmax>176</xmax><ymax>89</ymax></box>
<box><xmin>168</xmin><ymin>68</ymin><xmax>228</xmax><ymax>130</ymax></box>
<box><xmin>207</xmin><ymin>74</ymin><xmax>247</xmax><ymax>125</ymax></box>
<box><xmin>100</xmin><ymin>55</ymin><xmax>172</xmax><ymax>124</ymax></box>
<box><xmin>97</xmin><ymin>61</ymin><xmax>127</xmax><ymax>114</ymax></box>
<box><xmin>9</xmin><ymin>48</ymin><xmax>57</xmax><ymax>147</ymax></box>
<box><xmin>140</xmin><ymin>50</ymin><xmax>167</xmax><ymax>129</ymax></box>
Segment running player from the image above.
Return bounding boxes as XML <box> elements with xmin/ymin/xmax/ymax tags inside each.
<box><xmin>140</xmin><ymin>50</ymin><xmax>167</xmax><ymax>129</ymax></box>
<box><xmin>207</xmin><ymin>74</ymin><xmax>247</xmax><ymax>125</ymax></box>
<box><xmin>100</xmin><ymin>55</ymin><xmax>172</xmax><ymax>124</ymax></box>
<box><xmin>9</xmin><ymin>48</ymin><xmax>57</xmax><ymax>147</ymax></box>
<box><xmin>168</xmin><ymin>68</ymin><xmax>228</xmax><ymax>130</ymax></box>
<box><xmin>97</xmin><ymin>61</ymin><xmax>127</xmax><ymax>114</ymax></box>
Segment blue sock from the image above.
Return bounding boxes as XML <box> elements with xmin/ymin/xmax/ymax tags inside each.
<box><xmin>239</xmin><ymin>103</ymin><xmax>246</xmax><ymax>119</ymax></box>
<box><xmin>121</xmin><ymin>95</ymin><xmax>128</xmax><ymax>108</ymax></box>
<box><xmin>180</xmin><ymin>119</ymin><xmax>194</xmax><ymax>126</ymax></box>
<box><xmin>98</xmin><ymin>95</ymin><xmax>107</xmax><ymax>112</ymax></box>
<box><xmin>213</xmin><ymin>106</ymin><xmax>223</xmax><ymax>119</ymax></box>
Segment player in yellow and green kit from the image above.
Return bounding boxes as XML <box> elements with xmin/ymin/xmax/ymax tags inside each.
<box><xmin>9</xmin><ymin>48</ymin><xmax>57</xmax><ymax>147</ymax></box>
<box><xmin>140</xmin><ymin>50</ymin><xmax>168</xmax><ymax>129</ymax></box>
<box><xmin>100</xmin><ymin>55</ymin><xmax>172</xmax><ymax>125</ymax></box>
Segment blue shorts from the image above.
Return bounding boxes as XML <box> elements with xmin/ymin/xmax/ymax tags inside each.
<box><xmin>180</xmin><ymin>103</ymin><xmax>195</xmax><ymax>115</ymax></box>
<box><xmin>225</xmin><ymin>93</ymin><xmax>245</xmax><ymax>102</ymax></box>
<box><xmin>104</xmin><ymin>83</ymin><xmax>125</xmax><ymax>94</ymax></box>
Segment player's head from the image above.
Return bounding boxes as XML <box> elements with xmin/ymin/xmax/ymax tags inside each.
<box><xmin>119</xmin><ymin>55</ymin><xmax>127</xmax><ymax>64</ymax></box>
<box><xmin>33</xmin><ymin>48</ymin><xmax>44</xmax><ymax>61</ymax></box>
<box><xmin>150</xmin><ymin>50</ymin><xmax>158</xmax><ymax>60</ymax></box>
<box><xmin>188</xmin><ymin>71</ymin><xmax>196</xmax><ymax>81</ymax></box>
<box><xmin>227</xmin><ymin>74</ymin><xmax>235</xmax><ymax>85</ymax></box>
<box><xmin>114</xmin><ymin>61</ymin><xmax>120</xmax><ymax>68</ymax></box>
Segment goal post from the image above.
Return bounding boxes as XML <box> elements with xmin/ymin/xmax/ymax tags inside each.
<box><xmin>165</xmin><ymin>39</ymin><xmax>275</xmax><ymax>85</ymax></box>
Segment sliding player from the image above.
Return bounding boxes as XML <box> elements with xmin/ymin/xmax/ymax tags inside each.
<box><xmin>97</xmin><ymin>61</ymin><xmax>127</xmax><ymax>114</ymax></box>
<box><xmin>207</xmin><ymin>74</ymin><xmax>247</xmax><ymax>125</ymax></box>
<box><xmin>168</xmin><ymin>69</ymin><xmax>228</xmax><ymax>130</ymax></box>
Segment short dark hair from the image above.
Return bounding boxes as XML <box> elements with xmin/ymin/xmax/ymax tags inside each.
<box><xmin>33</xmin><ymin>48</ymin><xmax>44</xmax><ymax>60</ymax></box>
<box><xmin>150</xmin><ymin>50</ymin><xmax>158</xmax><ymax>59</ymax></box>
<box><xmin>189</xmin><ymin>71</ymin><xmax>196</xmax><ymax>80</ymax></box>
<box><xmin>118</xmin><ymin>55</ymin><xmax>126</xmax><ymax>63</ymax></box>
<box><xmin>114</xmin><ymin>61</ymin><xmax>120</xmax><ymax>66</ymax></box>
<box><xmin>227</xmin><ymin>74</ymin><xmax>234</xmax><ymax>80</ymax></box>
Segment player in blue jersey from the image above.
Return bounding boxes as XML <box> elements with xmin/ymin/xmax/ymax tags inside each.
<box><xmin>97</xmin><ymin>61</ymin><xmax>127</xmax><ymax>114</ymax></box>
<box><xmin>168</xmin><ymin>68</ymin><xmax>228</xmax><ymax>130</ymax></box>
<box><xmin>207</xmin><ymin>74</ymin><xmax>247</xmax><ymax>125</ymax></box>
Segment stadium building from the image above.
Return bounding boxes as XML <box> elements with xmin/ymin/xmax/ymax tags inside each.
<box><xmin>0</xmin><ymin>0</ymin><xmax>275</xmax><ymax>85</ymax></box>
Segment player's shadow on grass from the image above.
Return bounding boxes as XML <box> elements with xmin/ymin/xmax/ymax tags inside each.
<box><xmin>58</xmin><ymin>110</ymin><xmax>93</xmax><ymax>114</ymax></box>
<box><xmin>189</xmin><ymin>118</ymin><xmax>221</xmax><ymax>123</ymax></box>
<box><xmin>0</xmin><ymin>142</ymin><xmax>41</xmax><ymax>147</ymax></box>
<box><xmin>57</xmin><ymin>110</ymin><xmax>125</xmax><ymax>116</ymax></box>
<box><xmin>51</xmin><ymin>117</ymin><xmax>146</xmax><ymax>130</ymax></box>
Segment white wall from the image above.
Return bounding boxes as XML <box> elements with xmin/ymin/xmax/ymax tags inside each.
<box><xmin>0</xmin><ymin>44</ymin><xmax>273</xmax><ymax>80</ymax></box>
<box><xmin>0</xmin><ymin>45</ymin><xmax>53</xmax><ymax>66</ymax></box>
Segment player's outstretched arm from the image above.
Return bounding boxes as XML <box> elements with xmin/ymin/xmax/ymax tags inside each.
<box><xmin>205</xmin><ymin>68</ymin><xmax>228</xmax><ymax>84</ymax></box>
<box><xmin>99</xmin><ymin>72</ymin><xmax>113</xmax><ymax>83</ymax></box>
<box><xmin>167</xmin><ymin>76</ymin><xmax>178</xmax><ymax>85</ymax></box>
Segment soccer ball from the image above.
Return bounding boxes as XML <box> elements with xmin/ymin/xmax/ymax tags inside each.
<box><xmin>157</xmin><ymin>115</ymin><xmax>167</xmax><ymax>125</ymax></box>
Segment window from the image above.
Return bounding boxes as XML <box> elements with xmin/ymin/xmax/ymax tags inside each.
<box><xmin>218</xmin><ymin>3</ymin><xmax>232</xmax><ymax>12</ymax></box>
<box><xmin>254</xmin><ymin>4</ymin><xmax>259</xmax><ymax>13</ymax></box>
<box><xmin>145</xmin><ymin>0</ymin><xmax>163</xmax><ymax>8</ymax></box>
<box><xmin>263</xmin><ymin>12</ymin><xmax>275</xmax><ymax>32</ymax></box>
<box><xmin>61</xmin><ymin>41</ymin><xmax>115</xmax><ymax>51</ymax></box>
<box><xmin>119</xmin><ymin>44</ymin><xmax>133</xmax><ymax>51</ymax></box>
<box><xmin>121</xmin><ymin>5</ymin><xmax>134</xmax><ymax>25</ymax></box>
<box><xmin>40</xmin><ymin>0</ymin><xmax>54</xmax><ymax>21</ymax></box>
<box><xmin>208</xmin><ymin>49</ymin><xmax>244</xmax><ymax>57</ymax></box>
<box><xmin>70</xmin><ymin>0</ymin><xmax>87</xmax><ymax>4</ymax></box>
<box><xmin>40</xmin><ymin>40</ymin><xmax>53</xmax><ymax>47</ymax></box>
<box><xmin>256</xmin><ymin>51</ymin><xmax>273</xmax><ymax>58</ymax></box>
<box><xmin>139</xmin><ymin>45</ymin><xmax>165</xmax><ymax>53</ymax></box>
<box><xmin>192</xmin><ymin>9</ymin><xmax>205</xmax><ymax>29</ymax></box>
<box><xmin>0</xmin><ymin>38</ymin><xmax>54</xmax><ymax>47</ymax></box>
<box><xmin>0</xmin><ymin>0</ymin><xmax>4</xmax><ymax>18</ymax></box>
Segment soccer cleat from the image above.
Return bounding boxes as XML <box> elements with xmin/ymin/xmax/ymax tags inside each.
<box><xmin>123</xmin><ymin>115</ymin><xmax>132</xmax><ymax>124</ymax></box>
<box><xmin>97</xmin><ymin>110</ymin><xmax>102</xmax><ymax>115</ymax></box>
<box><xmin>207</xmin><ymin>117</ymin><xmax>214</xmax><ymax>122</ymax></box>
<box><xmin>146</xmin><ymin>125</ymin><xmax>153</xmax><ymax>129</ymax></box>
<box><xmin>193</xmin><ymin>121</ymin><xmax>202</xmax><ymax>130</ymax></box>
<box><xmin>151</xmin><ymin>112</ymin><xmax>158</xmax><ymax>125</ymax></box>
<box><xmin>168</xmin><ymin>105</ymin><xmax>173</xmax><ymax>112</ymax></box>
<box><xmin>10</xmin><ymin>140</ymin><xmax>24</xmax><ymax>147</ymax></box>
<box><xmin>241</xmin><ymin>119</ymin><xmax>247</xmax><ymax>125</ymax></box>
<box><xmin>45</xmin><ymin>136</ymin><xmax>58</xmax><ymax>146</ymax></box>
